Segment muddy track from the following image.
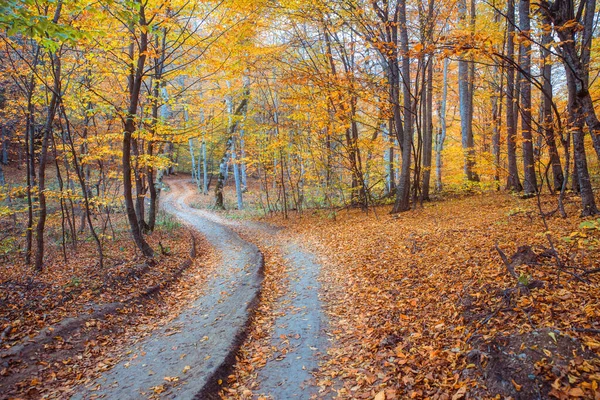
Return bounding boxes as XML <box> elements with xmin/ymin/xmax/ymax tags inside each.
<box><xmin>73</xmin><ymin>178</ymin><xmax>264</xmax><ymax>400</ymax></box>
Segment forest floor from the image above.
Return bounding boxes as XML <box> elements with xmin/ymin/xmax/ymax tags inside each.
<box><xmin>3</xmin><ymin>173</ymin><xmax>600</xmax><ymax>399</ymax></box>
<box><xmin>193</xmin><ymin>179</ymin><xmax>600</xmax><ymax>400</ymax></box>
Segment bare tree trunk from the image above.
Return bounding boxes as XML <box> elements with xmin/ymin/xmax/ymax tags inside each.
<box><xmin>0</xmin><ymin>126</ymin><xmax>5</xmax><ymax>186</ymax></box>
<box><xmin>570</xmin><ymin>100</ymin><xmax>598</xmax><ymax>215</ymax></box>
<box><xmin>506</xmin><ymin>0</ymin><xmax>522</xmax><ymax>191</ymax></box>
<box><xmin>383</xmin><ymin>121</ymin><xmax>392</xmax><ymax>195</ymax></box>
<box><xmin>392</xmin><ymin>0</ymin><xmax>412</xmax><ymax>213</ymax></box>
<box><xmin>422</xmin><ymin>55</ymin><xmax>434</xmax><ymax>200</ymax></box>
<box><xmin>123</xmin><ymin>3</ymin><xmax>153</xmax><ymax>257</ymax></box>
<box><xmin>540</xmin><ymin>16</ymin><xmax>563</xmax><ymax>192</ymax></box>
<box><xmin>25</xmin><ymin>85</ymin><xmax>35</xmax><ymax>266</ymax></box>
<box><xmin>232</xmin><ymin>137</ymin><xmax>243</xmax><ymax>210</ymax></box>
<box><xmin>458</xmin><ymin>0</ymin><xmax>478</xmax><ymax>182</ymax></box>
<box><xmin>518</xmin><ymin>0</ymin><xmax>537</xmax><ymax>196</ymax></box>
<box><xmin>240</xmin><ymin>122</ymin><xmax>247</xmax><ymax>191</ymax></box>
<box><xmin>541</xmin><ymin>0</ymin><xmax>599</xmax><ymax>213</ymax></box>
<box><xmin>189</xmin><ymin>138</ymin><xmax>197</xmax><ymax>184</ymax></box>
<box><xmin>436</xmin><ymin>57</ymin><xmax>449</xmax><ymax>191</ymax></box>
<box><xmin>491</xmin><ymin>5</ymin><xmax>504</xmax><ymax>187</ymax></box>
<box><xmin>147</xmin><ymin>141</ymin><xmax>158</xmax><ymax>232</ymax></box>
<box><xmin>214</xmin><ymin>89</ymin><xmax>249</xmax><ymax>209</ymax></box>
<box><xmin>34</xmin><ymin>8</ymin><xmax>62</xmax><ymax>270</ymax></box>
<box><xmin>202</xmin><ymin>140</ymin><xmax>208</xmax><ymax>194</ymax></box>
<box><xmin>132</xmin><ymin>138</ymin><xmax>148</xmax><ymax>233</ymax></box>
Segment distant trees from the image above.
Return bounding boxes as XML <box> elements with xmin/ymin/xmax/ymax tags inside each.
<box><xmin>203</xmin><ymin>0</ymin><xmax>600</xmax><ymax>216</ymax></box>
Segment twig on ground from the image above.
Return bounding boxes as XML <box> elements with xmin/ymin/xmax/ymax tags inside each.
<box><xmin>494</xmin><ymin>243</ymin><xmax>517</xmax><ymax>279</ymax></box>
<box><xmin>572</xmin><ymin>327</ymin><xmax>600</xmax><ymax>334</ymax></box>
<box><xmin>0</xmin><ymin>324</ymin><xmax>12</xmax><ymax>343</ymax></box>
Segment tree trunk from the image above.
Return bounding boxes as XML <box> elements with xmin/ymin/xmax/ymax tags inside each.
<box><xmin>518</xmin><ymin>0</ymin><xmax>537</xmax><ymax>196</ymax></box>
<box><xmin>570</xmin><ymin>101</ymin><xmax>598</xmax><ymax>215</ymax></box>
<box><xmin>34</xmin><ymin>41</ymin><xmax>62</xmax><ymax>270</ymax></box>
<box><xmin>0</xmin><ymin>126</ymin><xmax>5</xmax><ymax>186</ymax></box>
<box><xmin>491</xmin><ymin>6</ymin><xmax>504</xmax><ymax>186</ymax></box>
<box><xmin>132</xmin><ymin>138</ymin><xmax>148</xmax><ymax>233</ymax></box>
<box><xmin>214</xmin><ymin>90</ymin><xmax>249</xmax><ymax>209</ymax></box>
<box><xmin>422</xmin><ymin>56</ymin><xmax>433</xmax><ymax>200</ymax></box>
<box><xmin>505</xmin><ymin>0</ymin><xmax>522</xmax><ymax>191</ymax></box>
<box><xmin>436</xmin><ymin>57</ymin><xmax>449</xmax><ymax>191</ymax></box>
<box><xmin>122</xmin><ymin>3</ymin><xmax>153</xmax><ymax>257</ymax></box>
<box><xmin>458</xmin><ymin>0</ymin><xmax>478</xmax><ymax>182</ymax></box>
<box><xmin>240</xmin><ymin>122</ymin><xmax>247</xmax><ymax>191</ymax></box>
<box><xmin>541</xmin><ymin>0</ymin><xmax>599</xmax><ymax>211</ymax></box>
<box><xmin>1</xmin><ymin>125</ymin><xmax>8</xmax><ymax>166</ymax></box>
<box><xmin>147</xmin><ymin>141</ymin><xmax>158</xmax><ymax>232</ymax></box>
<box><xmin>392</xmin><ymin>0</ymin><xmax>412</xmax><ymax>213</ymax></box>
<box><xmin>232</xmin><ymin>137</ymin><xmax>243</xmax><ymax>210</ymax></box>
<box><xmin>540</xmin><ymin>16</ymin><xmax>563</xmax><ymax>192</ymax></box>
<box><xmin>202</xmin><ymin>140</ymin><xmax>208</xmax><ymax>194</ymax></box>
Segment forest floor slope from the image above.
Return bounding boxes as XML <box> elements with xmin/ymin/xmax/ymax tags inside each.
<box><xmin>0</xmin><ymin>178</ymin><xmax>217</xmax><ymax>398</ymax></box>
<box><xmin>204</xmin><ymin>181</ymin><xmax>600</xmax><ymax>399</ymax></box>
<box><xmin>281</xmin><ymin>192</ymin><xmax>600</xmax><ymax>399</ymax></box>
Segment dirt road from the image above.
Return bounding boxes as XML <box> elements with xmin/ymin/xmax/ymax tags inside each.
<box><xmin>73</xmin><ymin>178</ymin><xmax>330</xmax><ymax>399</ymax></box>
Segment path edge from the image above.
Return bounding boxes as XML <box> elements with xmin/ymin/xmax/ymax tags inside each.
<box><xmin>194</xmin><ymin>248</ymin><xmax>264</xmax><ymax>400</ymax></box>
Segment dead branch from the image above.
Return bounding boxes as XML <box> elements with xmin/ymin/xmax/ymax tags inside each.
<box><xmin>495</xmin><ymin>243</ymin><xmax>517</xmax><ymax>279</ymax></box>
<box><xmin>0</xmin><ymin>324</ymin><xmax>12</xmax><ymax>344</ymax></box>
<box><xmin>572</xmin><ymin>327</ymin><xmax>600</xmax><ymax>334</ymax></box>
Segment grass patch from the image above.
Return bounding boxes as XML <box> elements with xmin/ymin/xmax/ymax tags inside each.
<box><xmin>156</xmin><ymin>211</ymin><xmax>181</xmax><ymax>231</ymax></box>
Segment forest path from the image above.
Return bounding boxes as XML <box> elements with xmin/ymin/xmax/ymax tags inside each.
<box><xmin>73</xmin><ymin>178</ymin><xmax>264</xmax><ymax>400</ymax></box>
<box><xmin>252</xmin><ymin>241</ymin><xmax>329</xmax><ymax>399</ymax></box>
<box><xmin>170</xmin><ymin>178</ymin><xmax>330</xmax><ymax>399</ymax></box>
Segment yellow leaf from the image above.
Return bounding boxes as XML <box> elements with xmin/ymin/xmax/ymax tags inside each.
<box><xmin>151</xmin><ymin>385</ymin><xmax>165</xmax><ymax>394</ymax></box>
<box><xmin>543</xmin><ymin>349</ymin><xmax>552</xmax><ymax>357</ymax></box>
<box><xmin>511</xmin><ymin>379</ymin><xmax>522</xmax><ymax>391</ymax></box>
<box><xmin>452</xmin><ymin>386</ymin><xmax>467</xmax><ymax>400</ymax></box>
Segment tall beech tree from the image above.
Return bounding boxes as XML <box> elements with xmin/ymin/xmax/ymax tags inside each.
<box><xmin>540</xmin><ymin>0</ymin><xmax>599</xmax><ymax>215</ymax></box>
<box><xmin>505</xmin><ymin>0</ymin><xmax>523</xmax><ymax>192</ymax></box>
<box><xmin>518</xmin><ymin>0</ymin><xmax>537</xmax><ymax>196</ymax></box>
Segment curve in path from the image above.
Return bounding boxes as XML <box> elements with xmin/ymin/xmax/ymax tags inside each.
<box><xmin>190</xmin><ymin>190</ymin><xmax>331</xmax><ymax>398</ymax></box>
<box><xmin>174</xmin><ymin>181</ymin><xmax>332</xmax><ymax>399</ymax></box>
<box><xmin>73</xmin><ymin>178</ymin><xmax>263</xmax><ymax>400</ymax></box>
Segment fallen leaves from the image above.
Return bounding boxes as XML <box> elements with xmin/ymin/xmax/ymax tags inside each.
<box><xmin>271</xmin><ymin>192</ymin><xmax>600</xmax><ymax>398</ymax></box>
<box><xmin>151</xmin><ymin>384</ymin><xmax>166</xmax><ymax>394</ymax></box>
